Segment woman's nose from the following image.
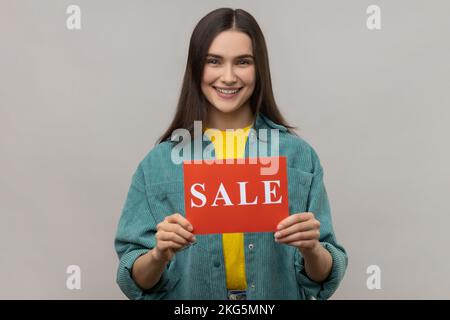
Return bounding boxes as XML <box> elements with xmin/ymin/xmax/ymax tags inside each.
<box><xmin>221</xmin><ymin>64</ymin><xmax>237</xmax><ymax>84</ymax></box>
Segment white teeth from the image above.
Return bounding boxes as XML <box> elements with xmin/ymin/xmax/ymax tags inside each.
<box><xmin>215</xmin><ymin>87</ymin><xmax>240</xmax><ymax>94</ymax></box>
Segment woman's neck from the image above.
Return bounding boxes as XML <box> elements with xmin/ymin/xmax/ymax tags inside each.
<box><xmin>206</xmin><ymin>103</ymin><xmax>254</xmax><ymax>130</ymax></box>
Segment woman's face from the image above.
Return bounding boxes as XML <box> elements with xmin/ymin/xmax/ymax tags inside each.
<box><xmin>201</xmin><ymin>30</ymin><xmax>256</xmax><ymax>116</ymax></box>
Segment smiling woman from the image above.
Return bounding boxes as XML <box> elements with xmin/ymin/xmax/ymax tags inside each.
<box><xmin>114</xmin><ymin>7</ymin><xmax>348</xmax><ymax>301</ymax></box>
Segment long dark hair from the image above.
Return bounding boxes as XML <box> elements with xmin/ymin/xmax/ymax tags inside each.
<box><xmin>158</xmin><ymin>8</ymin><xmax>296</xmax><ymax>143</ymax></box>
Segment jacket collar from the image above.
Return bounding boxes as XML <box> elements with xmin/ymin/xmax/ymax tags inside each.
<box><xmin>170</xmin><ymin>112</ymin><xmax>287</xmax><ymax>142</ymax></box>
<box><xmin>197</xmin><ymin>112</ymin><xmax>287</xmax><ymax>147</ymax></box>
<box><xmin>253</xmin><ymin>112</ymin><xmax>288</xmax><ymax>133</ymax></box>
<box><xmin>178</xmin><ymin>112</ymin><xmax>287</xmax><ymax>160</ymax></box>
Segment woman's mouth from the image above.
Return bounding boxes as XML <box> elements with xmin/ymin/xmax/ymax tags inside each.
<box><xmin>213</xmin><ymin>86</ymin><xmax>243</xmax><ymax>100</ymax></box>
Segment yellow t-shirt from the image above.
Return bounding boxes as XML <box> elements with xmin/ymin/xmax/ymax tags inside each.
<box><xmin>204</xmin><ymin>123</ymin><xmax>253</xmax><ymax>290</ymax></box>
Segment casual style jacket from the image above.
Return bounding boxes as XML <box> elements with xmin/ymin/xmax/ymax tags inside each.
<box><xmin>114</xmin><ymin>112</ymin><xmax>348</xmax><ymax>300</ymax></box>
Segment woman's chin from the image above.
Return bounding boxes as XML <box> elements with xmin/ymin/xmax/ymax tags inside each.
<box><xmin>213</xmin><ymin>101</ymin><xmax>248</xmax><ymax>113</ymax></box>
<box><xmin>210</xmin><ymin>103</ymin><xmax>243</xmax><ymax>114</ymax></box>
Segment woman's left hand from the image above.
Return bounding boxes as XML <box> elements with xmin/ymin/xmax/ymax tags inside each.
<box><xmin>274</xmin><ymin>212</ymin><xmax>321</xmax><ymax>253</ymax></box>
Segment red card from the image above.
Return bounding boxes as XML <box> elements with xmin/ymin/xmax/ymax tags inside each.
<box><xmin>183</xmin><ymin>157</ymin><xmax>288</xmax><ymax>234</ymax></box>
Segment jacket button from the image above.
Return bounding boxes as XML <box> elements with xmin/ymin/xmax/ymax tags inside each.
<box><xmin>248</xmin><ymin>243</ymin><xmax>254</xmax><ymax>250</ymax></box>
<box><xmin>214</xmin><ymin>260</ymin><xmax>220</xmax><ymax>268</ymax></box>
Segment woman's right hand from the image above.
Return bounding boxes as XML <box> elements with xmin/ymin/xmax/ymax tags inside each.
<box><xmin>151</xmin><ymin>213</ymin><xmax>196</xmax><ymax>263</ymax></box>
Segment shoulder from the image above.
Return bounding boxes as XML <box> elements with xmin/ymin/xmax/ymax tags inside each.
<box><xmin>258</xmin><ymin>113</ymin><xmax>320</xmax><ymax>165</ymax></box>
<box><xmin>282</xmin><ymin>131</ymin><xmax>313</xmax><ymax>153</ymax></box>
<box><xmin>142</xmin><ymin>141</ymin><xmax>174</xmax><ymax>164</ymax></box>
<box><xmin>280</xmin><ymin>131</ymin><xmax>323</xmax><ymax>174</ymax></box>
<box><xmin>136</xmin><ymin>141</ymin><xmax>181</xmax><ymax>185</ymax></box>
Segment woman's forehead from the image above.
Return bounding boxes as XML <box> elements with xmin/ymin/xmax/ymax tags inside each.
<box><xmin>208</xmin><ymin>30</ymin><xmax>253</xmax><ymax>57</ymax></box>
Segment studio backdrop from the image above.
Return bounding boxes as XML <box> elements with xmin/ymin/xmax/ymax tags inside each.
<box><xmin>1</xmin><ymin>0</ymin><xmax>449</xmax><ymax>299</ymax></box>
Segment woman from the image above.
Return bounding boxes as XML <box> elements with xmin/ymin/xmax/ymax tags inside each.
<box><xmin>114</xmin><ymin>8</ymin><xmax>347</xmax><ymax>300</ymax></box>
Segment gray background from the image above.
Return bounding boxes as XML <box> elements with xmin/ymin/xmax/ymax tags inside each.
<box><xmin>1</xmin><ymin>0</ymin><xmax>449</xmax><ymax>299</ymax></box>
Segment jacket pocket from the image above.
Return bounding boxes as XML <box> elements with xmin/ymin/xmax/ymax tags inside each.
<box><xmin>146</xmin><ymin>181</ymin><xmax>185</xmax><ymax>221</ymax></box>
<box><xmin>287</xmin><ymin>167</ymin><xmax>313</xmax><ymax>213</ymax></box>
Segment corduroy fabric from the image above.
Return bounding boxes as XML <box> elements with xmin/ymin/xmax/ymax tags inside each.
<box><xmin>114</xmin><ymin>113</ymin><xmax>348</xmax><ymax>300</ymax></box>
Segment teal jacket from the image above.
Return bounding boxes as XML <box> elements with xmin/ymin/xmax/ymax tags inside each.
<box><xmin>114</xmin><ymin>113</ymin><xmax>348</xmax><ymax>300</ymax></box>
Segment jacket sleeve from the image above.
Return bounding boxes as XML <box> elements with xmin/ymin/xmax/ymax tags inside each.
<box><xmin>114</xmin><ymin>162</ymin><xmax>173</xmax><ymax>300</ymax></box>
<box><xmin>294</xmin><ymin>147</ymin><xmax>348</xmax><ymax>300</ymax></box>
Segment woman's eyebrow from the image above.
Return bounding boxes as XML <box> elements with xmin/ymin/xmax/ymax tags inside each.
<box><xmin>206</xmin><ymin>53</ymin><xmax>254</xmax><ymax>59</ymax></box>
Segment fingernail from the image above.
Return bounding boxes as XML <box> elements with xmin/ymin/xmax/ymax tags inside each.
<box><xmin>188</xmin><ymin>225</ymin><xmax>193</xmax><ymax>231</ymax></box>
<box><xmin>277</xmin><ymin>224</ymin><xmax>283</xmax><ymax>230</ymax></box>
<box><xmin>192</xmin><ymin>236</ymin><xmax>196</xmax><ymax>242</ymax></box>
<box><xmin>274</xmin><ymin>232</ymin><xmax>281</xmax><ymax>238</ymax></box>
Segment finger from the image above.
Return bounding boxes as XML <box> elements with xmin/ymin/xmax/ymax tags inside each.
<box><xmin>169</xmin><ymin>241</ymin><xmax>186</xmax><ymax>250</ymax></box>
<box><xmin>166</xmin><ymin>213</ymin><xmax>194</xmax><ymax>232</ymax></box>
<box><xmin>277</xmin><ymin>212</ymin><xmax>314</xmax><ymax>229</ymax></box>
<box><xmin>164</xmin><ymin>222</ymin><xmax>196</xmax><ymax>242</ymax></box>
<box><xmin>158</xmin><ymin>240</ymin><xmax>184</xmax><ymax>251</ymax></box>
<box><xmin>157</xmin><ymin>230</ymin><xmax>190</xmax><ymax>246</ymax></box>
<box><xmin>290</xmin><ymin>240</ymin><xmax>317</xmax><ymax>250</ymax></box>
<box><xmin>275</xmin><ymin>220</ymin><xmax>318</xmax><ymax>238</ymax></box>
<box><xmin>275</xmin><ymin>230</ymin><xmax>320</xmax><ymax>243</ymax></box>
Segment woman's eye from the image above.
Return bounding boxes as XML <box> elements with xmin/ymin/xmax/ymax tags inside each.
<box><xmin>238</xmin><ymin>59</ymin><xmax>251</xmax><ymax>65</ymax></box>
<box><xmin>207</xmin><ymin>58</ymin><xmax>219</xmax><ymax>65</ymax></box>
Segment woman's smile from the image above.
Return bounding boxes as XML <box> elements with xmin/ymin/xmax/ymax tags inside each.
<box><xmin>212</xmin><ymin>86</ymin><xmax>243</xmax><ymax>100</ymax></box>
